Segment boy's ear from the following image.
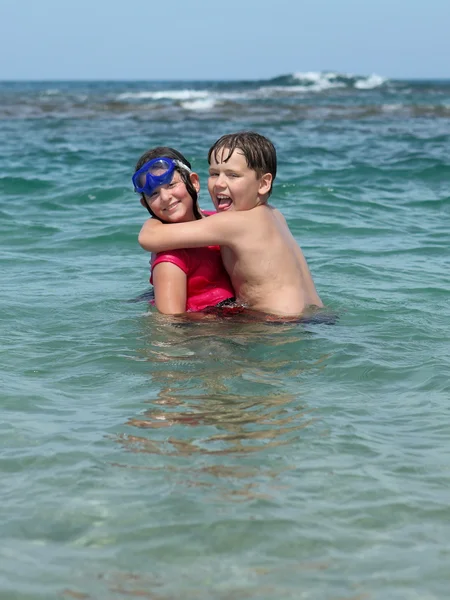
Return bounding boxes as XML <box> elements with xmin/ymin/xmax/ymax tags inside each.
<box><xmin>259</xmin><ymin>173</ymin><xmax>273</xmax><ymax>195</ymax></box>
<box><xmin>189</xmin><ymin>172</ymin><xmax>200</xmax><ymax>192</ymax></box>
<box><xmin>140</xmin><ymin>197</ymin><xmax>147</xmax><ymax>208</ymax></box>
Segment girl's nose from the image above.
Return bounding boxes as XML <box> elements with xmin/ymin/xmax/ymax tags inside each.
<box><xmin>159</xmin><ymin>186</ymin><xmax>172</xmax><ymax>202</ymax></box>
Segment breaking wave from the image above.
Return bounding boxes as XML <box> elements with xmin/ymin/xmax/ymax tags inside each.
<box><xmin>5</xmin><ymin>72</ymin><xmax>450</xmax><ymax>119</ymax></box>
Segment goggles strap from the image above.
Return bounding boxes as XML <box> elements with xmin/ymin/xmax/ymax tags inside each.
<box><xmin>173</xmin><ymin>160</ymin><xmax>192</xmax><ymax>174</ymax></box>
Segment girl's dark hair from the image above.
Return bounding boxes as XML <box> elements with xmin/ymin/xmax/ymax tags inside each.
<box><xmin>134</xmin><ymin>146</ymin><xmax>201</xmax><ymax>221</ymax></box>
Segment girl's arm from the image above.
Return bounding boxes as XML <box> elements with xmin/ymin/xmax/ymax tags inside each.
<box><xmin>152</xmin><ymin>262</ymin><xmax>187</xmax><ymax>314</ymax></box>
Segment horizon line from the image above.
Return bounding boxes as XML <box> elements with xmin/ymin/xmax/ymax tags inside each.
<box><xmin>1</xmin><ymin>75</ymin><xmax>450</xmax><ymax>84</ymax></box>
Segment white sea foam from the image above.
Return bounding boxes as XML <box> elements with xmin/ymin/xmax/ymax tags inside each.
<box><xmin>290</xmin><ymin>72</ymin><xmax>347</xmax><ymax>92</ymax></box>
<box><xmin>382</xmin><ymin>104</ymin><xmax>402</xmax><ymax>112</ymax></box>
<box><xmin>259</xmin><ymin>82</ymin><xmax>345</xmax><ymax>96</ymax></box>
<box><xmin>217</xmin><ymin>91</ymin><xmax>247</xmax><ymax>101</ymax></box>
<box><xmin>181</xmin><ymin>98</ymin><xmax>217</xmax><ymax>111</ymax></box>
<box><xmin>294</xmin><ymin>71</ymin><xmax>344</xmax><ymax>85</ymax></box>
<box><xmin>355</xmin><ymin>74</ymin><xmax>386</xmax><ymax>89</ymax></box>
<box><xmin>293</xmin><ymin>71</ymin><xmax>337</xmax><ymax>83</ymax></box>
<box><xmin>292</xmin><ymin>71</ymin><xmax>387</xmax><ymax>91</ymax></box>
<box><xmin>117</xmin><ymin>90</ymin><xmax>210</xmax><ymax>101</ymax></box>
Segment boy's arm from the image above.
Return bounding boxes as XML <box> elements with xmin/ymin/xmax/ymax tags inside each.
<box><xmin>138</xmin><ymin>213</ymin><xmax>245</xmax><ymax>253</ymax></box>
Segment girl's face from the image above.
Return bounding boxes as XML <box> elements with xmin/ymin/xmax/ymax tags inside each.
<box><xmin>141</xmin><ymin>171</ymin><xmax>200</xmax><ymax>223</ymax></box>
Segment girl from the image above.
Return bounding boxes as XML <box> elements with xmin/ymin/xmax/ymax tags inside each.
<box><xmin>133</xmin><ymin>147</ymin><xmax>235</xmax><ymax>314</ymax></box>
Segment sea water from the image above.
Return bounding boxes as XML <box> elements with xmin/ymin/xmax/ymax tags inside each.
<box><xmin>1</xmin><ymin>73</ymin><xmax>450</xmax><ymax>599</ymax></box>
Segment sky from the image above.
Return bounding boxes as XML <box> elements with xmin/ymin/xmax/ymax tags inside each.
<box><xmin>1</xmin><ymin>0</ymin><xmax>449</xmax><ymax>81</ymax></box>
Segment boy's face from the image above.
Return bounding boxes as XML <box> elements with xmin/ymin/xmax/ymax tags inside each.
<box><xmin>208</xmin><ymin>148</ymin><xmax>272</xmax><ymax>212</ymax></box>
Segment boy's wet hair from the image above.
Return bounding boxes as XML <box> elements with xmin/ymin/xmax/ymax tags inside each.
<box><xmin>134</xmin><ymin>146</ymin><xmax>202</xmax><ymax>221</ymax></box>
<box><xmin>207</xmin><ymin>131</ymin><xmax>277</xmax><ymax>197</ymax></box>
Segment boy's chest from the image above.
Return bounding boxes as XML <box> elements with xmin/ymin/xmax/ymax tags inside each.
<box><xmin>220</xmin><ymin>246</ymin><xmax>256</xmax><ymax>299</ymax></box>
<box><xmin>220</xmin><ymin>246</ymin><xmax>236</xmax><ymax>276</ymax></box>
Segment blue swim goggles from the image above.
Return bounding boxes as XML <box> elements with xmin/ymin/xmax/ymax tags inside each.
<box><xmin>132</xmin><ymin>157</ymin><xmax>192</xmax><ymax>196</ymax></box>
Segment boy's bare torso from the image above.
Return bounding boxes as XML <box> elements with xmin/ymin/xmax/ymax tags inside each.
<box><xmin>222</xmin><ymin>205</ymin><xmax>322</xmax><ymax>316</ymax></box>
<box><xmin>138</xmin><ymin>201</ymin><xmax>323</xmax><ymax>317</ymax></box>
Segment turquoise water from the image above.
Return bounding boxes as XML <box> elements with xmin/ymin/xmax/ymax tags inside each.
<box><xmin>1</xmin><ymin>74</ymin><xmax>450</xmax><ymax>599</ymax></box>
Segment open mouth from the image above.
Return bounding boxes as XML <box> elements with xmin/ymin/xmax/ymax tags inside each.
<box><xmin>216</xmin><ymin>195</ymin><xmax>232</xmax><ymax>211</ymax></box>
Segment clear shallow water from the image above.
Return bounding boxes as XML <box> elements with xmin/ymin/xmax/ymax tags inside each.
<box><xmin>1</xmin><ymin>73</ymin><xmax>450</xmax><ymax>599</ymax></box>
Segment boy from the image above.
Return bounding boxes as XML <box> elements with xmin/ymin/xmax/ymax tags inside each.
<box><xmin>138</xmin><ymin>132</ymin><xmax>322</xmax><ymax>317</ymax></box>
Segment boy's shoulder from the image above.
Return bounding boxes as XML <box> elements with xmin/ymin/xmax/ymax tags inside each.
<box><xmin>248</xmin><ymin>203</ymin><xmax>285</xmax><ymax>221</ymax></box>
<box><xmin>206</xmin><ymin>205</ymin><xmax>285</xmax><ymax>227</ymax></box>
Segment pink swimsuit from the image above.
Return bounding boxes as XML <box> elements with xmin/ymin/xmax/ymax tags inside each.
<box><xmin>150</xmin><ymin>211</ymin><xmax>235</xmax><ymax>312</ymax></box>
<box><xmin>150</xmin><ymin>246</ymin><xmax>234</xmax><ymax>311</ymax></box>
<box><xmin>150</xmin><ymin>211</ymin><xmax>235</xmax><ymax>314</ymax></box>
